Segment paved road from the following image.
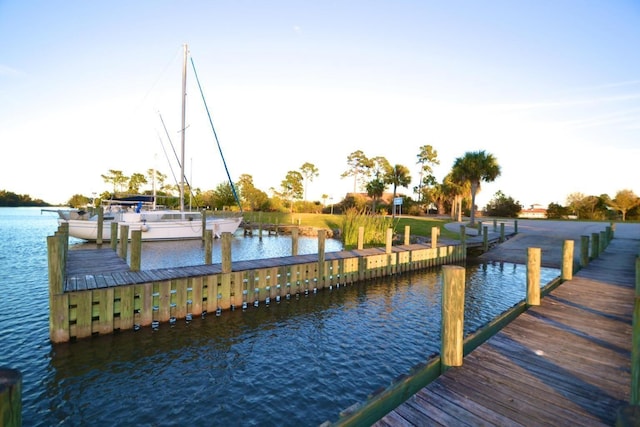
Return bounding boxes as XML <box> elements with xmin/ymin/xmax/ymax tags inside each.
<box><xmin>445</xmin><ymin>219</ymin><xmax>640</xmax><ymax>268</ymax></box>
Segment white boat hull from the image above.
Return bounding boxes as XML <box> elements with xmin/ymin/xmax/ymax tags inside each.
<box><xmin>62</xmin><ymin>216</ymin><xmax>242</xmax><ymax>241</ymax></box>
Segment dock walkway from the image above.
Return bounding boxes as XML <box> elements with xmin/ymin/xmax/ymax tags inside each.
<box><xmin>373</xmin><ymin>224</ymin><xmax>639</xmax><ymax>426</ymax></box>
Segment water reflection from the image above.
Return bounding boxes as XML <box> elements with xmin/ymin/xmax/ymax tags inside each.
<box><xmin>45</xmin><ymin>263</ymin><xmax>559</xmax><ymax>426</ymax></box>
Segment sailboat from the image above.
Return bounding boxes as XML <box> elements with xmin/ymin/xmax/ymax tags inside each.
<box><xmin>59</xmin><ymin>44</ymin><xmax>243</xmax><ymax>242</ymax></box>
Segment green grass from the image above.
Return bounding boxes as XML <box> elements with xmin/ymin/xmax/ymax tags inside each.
<box><xmin>394</xmin><ymin>216</ymin><xmax>459</xmax><ymax>239</ymax></box>
<box><xmin>240</xmin><ymin>212</ymin><xmax>459</xmax><ymax>240</ymax></box>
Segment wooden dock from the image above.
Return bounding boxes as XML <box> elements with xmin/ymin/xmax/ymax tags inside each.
<box><xmin>370</xmin><ymin>232</ymin><xmax>637</xmax><ymax>426</ymax></box>
<box><xmin>48</xmin><ymin>226</ymin><xmax>468</xmax><ymax>342</ymax></box>
<box><xmin>62</xmin><ymin>244</ymin><xmax>460</xmax><ymax>291</ymax></box>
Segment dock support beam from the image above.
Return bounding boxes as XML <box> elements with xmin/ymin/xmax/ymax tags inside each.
<box><xmin>441</xmin><ymin>265</ymin><xmax>465</xmax><ymax>372</ymax></box>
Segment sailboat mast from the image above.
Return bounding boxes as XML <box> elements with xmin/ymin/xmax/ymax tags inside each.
<box><xmin>180</xmin><ymin>43</ymin><xmax>188</xmax><ymax>212</ymax></box>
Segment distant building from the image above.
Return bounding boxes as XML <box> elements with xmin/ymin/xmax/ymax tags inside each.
<box><xmin>518</xmin><ymin>204</ymin><xmax>547</xmax><ymax>219</ymax></box>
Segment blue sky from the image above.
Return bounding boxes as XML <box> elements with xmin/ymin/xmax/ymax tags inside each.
<box><xmin>1</xmin><ymin>1</ymin><xmax>639</xmax><ymax>208</ymax></box>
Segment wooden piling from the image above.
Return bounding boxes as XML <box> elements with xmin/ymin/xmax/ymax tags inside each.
<box><xmin>527</xmin><ymin>247</ymin><xmax>541</xmax><ymax>306</ymax></box>
<box><xmin>514</xmin><ymin>220</ymin><xmax>518</xmax><ymax>234</ymax></box>
<box><xmin>318</xmin><ymin>229</ymin><xmax>326</xmax><ymax>288</ymax></box>
<box><xmin>441</xmin><ymin>265</ymin><xmax>465</xmax><ymax>371</ymax></box>
<box><xmin>291</xmin><ymin>228</ymin><xmax>299</xmax><ymax>256</ymax></box>
<box><xmin>459</xmin><ymin>225</ymin><xmax>466</xmax><ymax>250</ymax></box>
<box><xmin>130</xmin><ymin>230</ymin><xmax>142</xmax><ymax>271</ymax></box>
<box><xmin>562</xmin><ymin>240</ymin><xmax>574</xmax><ymax>281</ymax></box>
<box><xmin>47</xmin><ymin>235</ymin><xmax>63</xmax><ymax>296</ymax></box>
<box><xmin>97</xmin><ymin>206</ymin><xmax>104</xmax><ymax>246</ymax></box>
<box><xmin>493</xmin><ymin>219</ymin><xmax>497</xmax><ymax>231</ymax></box>
<box><xmin>386</xmin><ymin>228</ymin><xmax>392</xmax><ymax>254</ymax></box>
<box><xmin>404</xmin><ymin>225</ymin><xmax>410</xmax><ymax>245</ymax></box>
<box><xmin>500</xmin><ymin>223</ymin><xmax>505</xmax><ymax>243</ymax></box>
<box><xmin>0</xmin><ymin>367</ymin><xmax>22</xmax><ymax>427</ymax></box>
<box><xmin>600</xmin><ymin>230</ymin><xmax>607</xmax><ymax>254</ymax></box>
<box><xmin>201</xmin><ymin>209</ymin><xmax>206</xmax><ymax>240</ymax></box>
<box><xmin>118</xmin><ymin>225</ymin><xmax>129</xmax><ymax>259</ymax></box>
<box><xmin>591</xmin><ymin>232</ymin><xmax>600</xmax><ymax>259</ymax></box>
<box><xmin>221</xmin><ymin>232</ymin><xmax>232</xmax><ymax>274</ymax></box>
<box><xmin>431</xmin><ymin>227</ymin><xmax>439</xmax><ymax>249</ymax></box>
<box><xmin>358</xmin><ymin>226</ymin><xmax>364</xmax><ymax>250</ymax></box>
<box><xmin>580</xmin><ymin>235</ymin><xmax>590</xmax><ymax>267</ymax></box>
<box><xmin>483</xmin><ymin>226</ymin><xmax>488</xmax><ymax>252</ymax></box>
<box><xmin>204</xmin><ymin>229</ymin><xmax>213</xmax><ymax>264</ymax></box>
<box><xmin>110</xmin><ymin>222</ymin><xmax>118</xmax><ymax>250</ymax></box>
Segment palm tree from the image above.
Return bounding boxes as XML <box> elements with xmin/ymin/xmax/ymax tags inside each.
<box><xmin>442</xmin><ymin>173</ymin><xmax>469</xmax><ymax>222</ymax></box>
<box><xmin>385</xmin><ymin>164</ymin><xmax>412</xmax><ymax>219</ymax></box>
<box><xmin>451</xmin><ymin>150</ymin><xmax>501</xmax><ymax>225</ymax></box>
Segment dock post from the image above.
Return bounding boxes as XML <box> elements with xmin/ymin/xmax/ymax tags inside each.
<box><xmin>221</xmin><ymin>232</ymin><xmax>232</xmax><ymax>273</ymax></box>
<box><xmin>291</xmin><ymin>228</ymin><xmax>299</xmax><ymax>256</ymax></box>
<box><xmin>404</xmin><ymin>225</ymin><xmax>410</xmax><ymax>245</ymax></box>
<box><xmin>358</xmin><ymin>226</ymin><xmax>364</xmax><ymax>250</ymax></box>
<box><xmin>493</xmin><ymin>219</ymin><xmax>497</xmax><ymax>231</ymax></box>
<box><xmin>118</xmin><ymin>225</ymin><xmax>129</xmax><ymax>259</ymax></box>
<box><xmin>97</xmin><ymin>206</ymin><xmax>104</xmax><ymax>246</ymax></box>
<box><xmin>201</xmin><ymin>209</ymin><xmax>206</xmax><ymax>240</ymax></box>
<box><xmin>441</xmin><ymin>265</ymin><xmax>465</xmax><ymax>372</ymax></box>
<box><xmin>600</xmin><ymin>230</ymin><xmax>607</xmax><ymax>253</ymax></box>
<box><xmin>47</xmin><ymin>235</ymin><xmax>64</xmax><ymax>295</ymax></box>
<box><xmin>431</xmin><ymin>227</ymin><xmax>439</xmax><ymax>249</ymax></box>
<box><xmin>610</xmin><ymin>221</ymin><xmax>616</xmax><ymax>239</ymax></box>
<box><xmin>386</xmin><ymin>228</ymin><xmax>392</xmax><ymax>254</ymax></box>
<box><xmin>318</xmin><ymin>230</ymin><xmax>326</xmax><ymax>288</ymax></box>
<box><xmin>514</xmin><ymin>220</ymin><xmax>518</xmax><ymax>234</ymax></box>
<box><xmin>562</xmin><ymin>240</ymin><xmax>574</xmax><ymax>281</ymax></box>
<box><xmin>130</xmin><ymin>230</ymin><xmax>142</xmax><ymax>271</ymax></box>
<box><xmin>591</xmin><ymin>232</ymin><xmax>600</xmax><ymax>259</ymax></box>
<box><xmin>500</xmin><ymin>223</ymin><xmax>505</xmax><ymax>243</ymax></box>
<box><xmin>54</xmin><ymin>222</ymin><xmax>68</xmax><ymax>272</ymax></box>
<box><xmin>527</xmin><ymin>247</ymin><xmax>541</xmax><ymax>306</ymax></box>
<box><xmin>0</xmin><ymin>367</ymin><xmax>22</xmax><ymax>427</ymax></box>
<box><xmin>580</xmin><ymin>236</ymin><xmax>590</xmax><ymax>267</ymax></box>
<box><xmin>459</xmin><ymin>225</ymin><xmax>466</xmax><ymax>251</ymax></box>
<box><xmin>110</xmin><ymin>222</ymin><xmax>118</xmax><ymax>251</ymax></box>
<box><xmin>204</xmin><ymin>230</ymin><xmax>213</xmax><ymax>264</ymax></box>
<box><xmin>48</xmin><ymin>234</ymin><xmax>69</xmax><ymax>343</ymax></box>
<box><xmin>483</xmin><ymin>226</ymin><xmax>488</xmax><ymax>252</ymax></box>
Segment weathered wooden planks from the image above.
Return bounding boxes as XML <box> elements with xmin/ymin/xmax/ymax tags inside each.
<box><xmin>371</xmin><ymin>236</ymin><xmax>637</xmax><ymax>427</ymax></box>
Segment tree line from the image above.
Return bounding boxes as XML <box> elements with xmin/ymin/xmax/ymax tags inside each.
<box><xmin>0</xmin><ymin>190</ymin><xmax>49</xmax><ymax>207</ymax></box>
<box><xmin>57</xmin><ymin>145</ymin><xmax>639</xmax><ymax>222</ymax></box>
<box><xmin>63</xmin><ymin>146</ymin><xmax>503</xmax><ymax>223</ymax></box>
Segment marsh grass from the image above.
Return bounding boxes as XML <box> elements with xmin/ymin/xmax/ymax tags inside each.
<box><xmin>241</xmin><ymin>211</ymin><xmax>457</xmax><ymax>246</ymax></box>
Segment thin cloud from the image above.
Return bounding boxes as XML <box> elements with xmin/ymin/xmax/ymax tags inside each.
<box><xmin>562</xmin><ymin>107</ymin><xmax>640</xmax><ymax>129</ymax></box>
<box><xmin>0</xmin><ymin>64</ymin><xmax>21</xmax><ymax>76</ymax></box>
<box><xmin>489</xmin><ymin>93</ymin><xmax>640</xmax><ymax>113</ymax></box>
<box><xmin>573</xmin><ymin>79</ymin><xmax>640</xmax><ymax>92</ymax></box>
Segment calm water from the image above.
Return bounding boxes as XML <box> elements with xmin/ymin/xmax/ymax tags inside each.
<box><xmin>1</xmin><ymin>207</ymin><xmax>559</xmax><ymax>426</ymax></box>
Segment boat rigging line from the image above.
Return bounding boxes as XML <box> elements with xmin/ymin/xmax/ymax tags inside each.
<box><xmin>157</xmin><ymin>111</ymin><xmax>199</xmax><ymax>208</ymax></box>
<box><xmin>189</xmin><ymin>55</ymin><xmax>243</xmax><ymax>213</ymax></box>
